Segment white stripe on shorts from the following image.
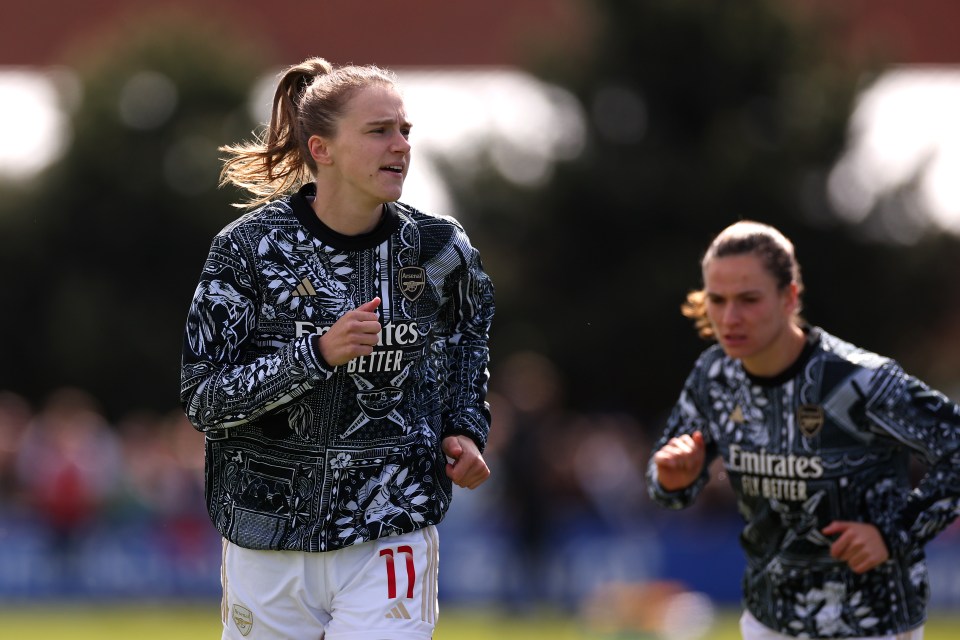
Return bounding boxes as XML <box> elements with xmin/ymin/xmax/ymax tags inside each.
<box><xmin>220</xmin><ymin>538</ymin><xmax>229</xmax><ymax>627</ymax></box>
<box><xmin>420</xmin><ymin>525</ymin><xmax>439</xmax><ymax>625</ymax></box>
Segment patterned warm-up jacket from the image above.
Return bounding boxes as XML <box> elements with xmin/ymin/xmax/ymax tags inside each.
<box><xmin>647</xmin><ymin>327</ymin><xmax>960</xmax><ymax>638</ymax></box>
<box><xmin>181</xmin><ymin>184</ymin><xmax>494</xmax><ymax>552</ymax></box>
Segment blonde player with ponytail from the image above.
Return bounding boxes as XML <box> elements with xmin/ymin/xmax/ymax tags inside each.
<box><xmin>181</xmin><ymin>58</ymin><xmax>495</xmax><ymax>639</ymax></box>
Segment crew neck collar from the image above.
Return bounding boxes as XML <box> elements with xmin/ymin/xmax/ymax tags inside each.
<box><xmin>290</xmin><ymin>183</ymin><xmax>400</xmax><ymax>250</ymax></box>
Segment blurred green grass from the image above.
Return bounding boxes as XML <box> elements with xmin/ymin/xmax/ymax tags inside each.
<box><xmin>0</xmin><ymin>604</ymin><xmax>955</xmax><ymax>639</ymax></box>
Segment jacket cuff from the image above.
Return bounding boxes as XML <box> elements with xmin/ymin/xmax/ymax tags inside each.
<box><xmin>300</xmin><ymin>335</ymin><xmax>336</xmax><ymax>381</ymax></box>
<box><xmin>443</xmin><ymin>408</ymin><xmax>489</xmax><ymax>453</ymax></box>
<box><xmin>646</xmin><ymin>463</ymin><xmax>707</xmax><ymax>510</ymax></box>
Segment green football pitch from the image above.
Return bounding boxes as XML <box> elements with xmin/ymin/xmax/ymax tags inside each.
<box><xmin>0</xmin><ymin>604</ymin><xmax>957</xmax><ymax>639</ymax></box>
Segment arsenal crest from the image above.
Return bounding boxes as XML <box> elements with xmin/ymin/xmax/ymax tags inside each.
<box><xmin>398</xmin><ymin>266</ymin><xmax>426</xmax><ymax>301</ymax></box>
<box><xmin>797</xmin><ymin>404</ymin><xmax>824</xmax><ymax>438</ymax></box>
<box><xmin>232</xmin><ymin>604</ymin><xmax>253</xmax><ymax>636</ymax></box>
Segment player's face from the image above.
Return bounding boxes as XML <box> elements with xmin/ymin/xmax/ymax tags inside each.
<box><xmin>703</xmin><ymin>253</ymin><xmax>799</xmax><ymax>375</ymax></box>
<box><xmin>322</xmin><ymin>84</ymin><xmax>412</xmax><ymax>207</ymax></box>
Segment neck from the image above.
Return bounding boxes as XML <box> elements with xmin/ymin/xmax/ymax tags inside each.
<box><xmin>310</xmin><ymin>188</ymin><xmax>384</xmax><ymax>235</ymax></box>
<box><xmin>742</xmin><ymin>323</ymin><xmax>806</xmax><ymax>378</ymax></box>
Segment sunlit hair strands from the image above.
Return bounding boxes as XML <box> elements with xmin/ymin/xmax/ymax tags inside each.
<box><xmin>681</xmin><ymin>220</ymin><xmax>805</xmax><ymax>339</ymax></box>
<box><xmin>218</xmin><ymin>57</ymin><xmax>400</xmax><ymax>208</ymax></box>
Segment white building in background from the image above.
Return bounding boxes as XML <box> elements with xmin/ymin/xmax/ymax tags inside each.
<box><xmin>0</xmin><ymin>66</ymin><xmax>586</xmax><ymax>222</ymax></box>
<box><xmin>828</xmin><ymin>66</ymin><xmax>960</xmax><ymax>242</ymax></box>
<box><xmin>3</xmin><ymin>64</ymin><xmax>960</xmax><ymax>241</ymax></box>
<box><xmin>0</xmin><ymin>68</ymin><xmax>78</xmax><ymax>180</ymax></box>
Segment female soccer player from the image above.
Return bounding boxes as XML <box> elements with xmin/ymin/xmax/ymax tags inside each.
<box><xmin>180</xmin><ymin>57</ymin><xmax>495</xmax><ymax>639</ymax></box>
<box><xmin>647</xmin><ymin>220</ymin><xmax>960</xmax><ymax>640</ymax></box>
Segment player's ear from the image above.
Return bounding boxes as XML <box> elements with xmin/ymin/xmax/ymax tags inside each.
<box><xmin>782</xmin><ymin>282</ymin><xmax>800</xmax><ymax>315</ymax></box>
<box><xmin>308</xmin><ymin>135</ymin><xmax>333</xmax><ymax>165</ymax></box>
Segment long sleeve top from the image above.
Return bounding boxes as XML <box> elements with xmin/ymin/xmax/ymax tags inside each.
<box><xmin>180</xmin><ymin>184</ymin><xmax>494</xmax><ymax>552</ymax></box>
<box><xmin>647</xmin><ymin>327</ymin><xmax>960</xmax><ymax>638</ymax></box>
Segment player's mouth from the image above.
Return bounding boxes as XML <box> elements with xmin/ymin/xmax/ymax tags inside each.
<box><xmin>721</xmin><ymin>333</ymin><xmax>749</xmax><ymax>348</ymax></box>
<box><xmin>381</xmin><ymin>164</ymin><xmax>405</xmax><ymax>175</ymax></box>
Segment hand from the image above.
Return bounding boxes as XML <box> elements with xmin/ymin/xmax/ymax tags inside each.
<box><xmin>442</xmin><ymin>435</ymin><xmax>490</xmax><ymax>490</ymax></box>
<box><xmin>316</xmin><ymin>298</ymin><xmax>381</xmax><ymax>366</ymax></box>
<box><xmin>822</xmin><ymin>521</ymin><xmax>890</xmax><ymax>574</ymax></box>
<box><xmin>652</xmin><ymin>431</ymin><xmax>706</xmax><ymax>491</ymax></box>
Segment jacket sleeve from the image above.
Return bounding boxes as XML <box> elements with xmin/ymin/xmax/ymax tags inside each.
<box><xmin>179</xmin><ymin>231</ymin><xmax>334</xmax><ymax>432</ymax></box>
<box><xmin>438</xmin><ymin>226</ymin><xmax>495</xmax><ymax>452</ymax></box>
<box><xmin>864</xmin><ymin>362</ymin><xmax>960</xmax><ymax>554</ymax></box>
<box><xmin>646</xmin><ymin>360</ymin><xmax>717</xmax><ymax>509</ymax></box>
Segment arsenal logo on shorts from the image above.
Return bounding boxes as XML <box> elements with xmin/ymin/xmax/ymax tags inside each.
<box><xmin>797</xmin><ymin>404</ymin><xmax>824</xmax><ymax>438</ymax></box>
<box><xmin>398</xmin><ymin>266</ymin><xmax>426</xmax><ymax>301</ymax></box>
<box><xmin>232</xmin><ymin>604</ymin><xmax>253</xmax><ymax>636</ymax></box>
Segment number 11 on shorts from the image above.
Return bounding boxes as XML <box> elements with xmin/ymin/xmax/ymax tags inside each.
<box><xmin>380</xmin><ymin>546</ymin><xmax>415</xmax><ymax>599</ymax></box>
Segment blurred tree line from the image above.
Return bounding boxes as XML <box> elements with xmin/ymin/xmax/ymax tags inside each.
<box><xmin>0</xmin><ymin>16</ymin><xmax>267</xmax><ymax>416</ymax></box>
<box><xmin>1</xmin><ymin>0</ymin><xmax>958</xmax><ymax>424</ymax></box>
<box><xmin>451</xmin><ymin>0</ymin><xmax>960</xmax><ymax>422</ymax></box>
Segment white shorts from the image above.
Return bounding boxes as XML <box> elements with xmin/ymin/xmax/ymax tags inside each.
<box><xmin>220</xmin><ymin>525</ymin><xmax>439</xmax><ymax>639</ymax></box>
<box><xmin>740</xmin><ymin>609</ymin><xmax>924</xmax><ymax>640</ymax></box>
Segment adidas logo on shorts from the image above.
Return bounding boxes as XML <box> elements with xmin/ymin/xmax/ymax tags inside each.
<box><xmin>385</xmin><ymin>601</ymin><xmax>412</xmax><ymax>619</ymax></box>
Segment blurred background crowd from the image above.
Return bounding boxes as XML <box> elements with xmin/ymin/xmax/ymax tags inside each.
<box><xmin>0</xmin><ymin>387</ymin><xmax>202</xmax><ymax>541</ymax></box>
<box><xmin>0</xmin><ymin>353</ymin><xmax>746</xmax><ymax>607</ymax></box>
<box><xmin>2</xmin><ymin>0</ymin><xmax>960</xmax><ymax>617</ymax></box>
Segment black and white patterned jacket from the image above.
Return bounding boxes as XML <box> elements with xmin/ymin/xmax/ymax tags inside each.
<box><xmin>181</xmin><ymin>184</ymin><xmax>494</xmax><ymax>552</ymax></box>
<box><xmin>648</xmin><ymin>327</ymin><xmax>960</xmax><ymax>638</ymax></box>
